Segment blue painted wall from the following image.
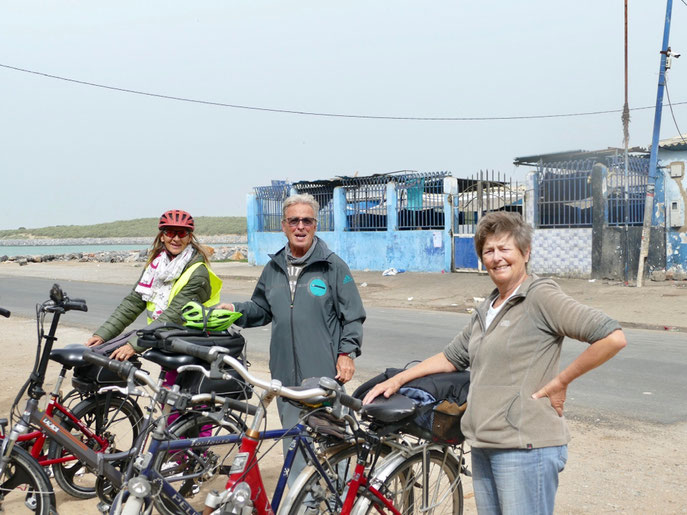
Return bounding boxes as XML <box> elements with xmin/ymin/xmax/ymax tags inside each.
<box><xmin>247</xmin><ymin>186</ymin><xmax>452</xmax><ymax>272</ymax></box>
<box><xmin>661</xmin><ymin>150</ymin><xmax>687</xmax><ymax>277</ymax></box>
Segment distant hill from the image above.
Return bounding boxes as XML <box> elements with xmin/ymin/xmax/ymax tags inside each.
<box><xmin>0</xmin><ymin>217</ymin><xmax>246</xmax><ymax>239</ymax></box>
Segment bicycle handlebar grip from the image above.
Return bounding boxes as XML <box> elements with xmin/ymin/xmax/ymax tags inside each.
<box><xmin>64</xmin><ymin>299</ymin><xmax>88</xmax><ymax>312</ymax></box>
<box><xmin>340</xmin><ymin>393</ymin><xmax>362</xmax><ymax>412</ymax></box>
<box><xmin>83</xmin><ymin>350</ymin><xmax>136</xmax><ymax>379</ymax></box>
<box><xmin>0</xmin><ymin>308</ymin><xmax>10</xmax><ymax>318</ymax></box>
<box><xmin>166</xmin><ymin>338</ymin><xmax>214</xmax><ymax>362</ymax></box>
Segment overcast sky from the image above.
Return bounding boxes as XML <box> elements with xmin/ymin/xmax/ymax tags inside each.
<box><xmin>1</xmin><ymin>1</ymin><xmax>686</xmax><ymax>229</ymax></box>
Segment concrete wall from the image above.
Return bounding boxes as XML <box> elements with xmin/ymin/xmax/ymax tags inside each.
<box><xmin>246</xmin><ymin>185</ymin><xmax>453</xmax><ymax>272</ymax></box>
<box><xmin>661</xmin><ymin>150</ymin><xmax>687</xmax><ymax>278</ymax></box>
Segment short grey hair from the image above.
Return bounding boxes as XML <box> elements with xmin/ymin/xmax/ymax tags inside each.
<box><xmin>474</xmin><ymin>211</ymin><xmax>532</xmax><ymax>258</ymax></box>
<box><xmin>282</xmin><ymin>193</ymin><xmax>320</xmax><ymax>219</ymax></box>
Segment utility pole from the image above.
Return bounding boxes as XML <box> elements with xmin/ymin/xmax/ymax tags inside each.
<box><xmin>622</xmin><ymin>0</ymin><xmax>630</xmax><ymax>285</ymax></box>
<box><xmin>636</xmin><ymin>0</ymin><xmax>673</xmax><ymax>287</ymax></box>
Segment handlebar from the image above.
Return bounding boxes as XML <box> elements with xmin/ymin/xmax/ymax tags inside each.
<box><xmin>169</xmin><ymin>339</ymin><xmax>356</xmax><ymax>409</ymax></box>
<box><xmin>166</xmin><ymin>338</ymin><xmax>229</xmax><ymax>362</ymax></box>
<box><xmin>43</xmin><ymin>284</ymin><xmax>88</xmax><ymax>313</ymax></box>
<box><xmin>83</xmin><ymin>351</ymin><xmax>138</xmax><ymax>380</ymax></box>
<box><xmin>0</xmin><ymin>308</ymin><xmax>10</xmax><ymax>318</ymax></box>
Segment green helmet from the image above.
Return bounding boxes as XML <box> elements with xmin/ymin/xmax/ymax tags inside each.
<box><xmin>182</xmin><ymin>301</ymin><xmax>242</xmax><ymax>332</ymax></box>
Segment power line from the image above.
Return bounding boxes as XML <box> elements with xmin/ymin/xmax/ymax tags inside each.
<box><xmin>1</xmin><ymin>62</ymin><xmax>686</xmax><ymax>122</ymax></box>
<box><xmin>665</xmin><ymin>80</ymin><xmax>687</xmax><ymax>144</ymax></box>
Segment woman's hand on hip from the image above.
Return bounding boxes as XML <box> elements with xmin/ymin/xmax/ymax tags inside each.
<box><xmin>110</xmin><ymin>343</ymin><xmax>136</xmax><ymax>361</ymax></box>
<box><xmin>85</xmin><ymin>335</ymin><xmax>104</xmax><ymax>347</ymax></box>
<box><xmin>532</xmin><ymin>376</ymin><xmax>568</xmax><ymax>417</ymax></box>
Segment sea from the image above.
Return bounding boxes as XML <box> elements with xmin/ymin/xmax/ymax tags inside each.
<box><xmin>0</xmin><ymin>244</ymin><xmax>147</xmax><ymax>258</ymax></box>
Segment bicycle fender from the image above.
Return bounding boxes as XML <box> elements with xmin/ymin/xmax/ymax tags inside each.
<box><xmin>276</xmin><ymin>463</ymin><xmax>319</xmax><ymax>515</ymax></box>
<box><xmin>349</xmin><ymin>446</ymin><xmax>458</xmax><ymax>515</ymax></box>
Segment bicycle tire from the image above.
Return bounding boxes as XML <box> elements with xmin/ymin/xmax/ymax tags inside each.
<box><xmin>151</xmin><ymin>410</ymin><xmax>246</xmax><ymax>515</ymax></box>
<box><xmin>357</xmin><ymin>448</ymin><xmax>463</xmax><ymax>515</ymax></box>
<box><xmin>47</xmin><ymin>393</ymin><xmax>144</xmax><ymax>499</ymax></box>
<box><xmin>286</xmin><ymin>441</ymin><xmax>393</xmax><ymax>515</ymax></box>
<box><xmin>0</xmin><ymin>445</ymin><xmax>56</xmax><ymax>515</ymax></box>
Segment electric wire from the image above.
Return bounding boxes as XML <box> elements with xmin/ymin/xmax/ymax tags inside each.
<box><xmin>1</xmin><ymin>62</ymin><xmax>686</xmax><ymax>122</ymax></box>
<box><xmin>665</xmin><ymin>80</ymin><xmax>687</xmax><ymax>144</ymax></box>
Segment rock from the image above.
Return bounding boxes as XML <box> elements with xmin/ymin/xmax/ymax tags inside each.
<box><xmin>229</xmin><ymin>250</ymin><xmax>246</xmax><ymax>261</ymax></box>
<box><xmin>650</xmin><ymin>270</ymin><xmax>667</xmax><ymax>282</ymax></box>
<box><xmin>0</xmin><ymin>255</ymin><xmax>8</xmax><ymax>262</ymax></box>
<box><xmin>17</xmin><ymin>259</ymin><xmax>28</xmax><ymax>266</ymax></box>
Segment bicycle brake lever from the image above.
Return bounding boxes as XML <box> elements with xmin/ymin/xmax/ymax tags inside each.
<box><xmin>97</xmin><ymin>385</ymin><xmax>148</xmax><ymax>398</ymax></box>
<box><xmin>177</xmin><ymin>364</ymin><xmax>211</xmax><ymax>377</ymax></box>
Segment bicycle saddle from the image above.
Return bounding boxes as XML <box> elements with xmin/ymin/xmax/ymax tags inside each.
<box><xmin>50</xmin><ymin>344</ymin><xmax>91</xmax><ymax>369</ymax></box>
<box><xmin>142</xmin><ymin>348</ymin><xmax>204</xmax><ymax>370</ymax></box>
<box><xmin>361</xmin><ymin>393</ymin><xmax>417</xmax><ymax>423</ymax></box>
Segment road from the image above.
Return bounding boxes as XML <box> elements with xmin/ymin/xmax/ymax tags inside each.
<box><xmin>1</xmin><ymin>276</ymin><xmax>685</xmax><ymax>425</ymax></box>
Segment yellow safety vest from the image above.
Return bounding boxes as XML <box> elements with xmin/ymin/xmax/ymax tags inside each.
<box><xmin>146</xmin><ymin>262</ymin><xmax>223</xmax><ymax>324</ymax></box>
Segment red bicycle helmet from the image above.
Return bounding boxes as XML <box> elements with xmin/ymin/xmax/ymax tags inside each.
<box><xmin>159</xmin><ymin>210</ymin><xmax>195</xmax><ymax>231</ymax></box>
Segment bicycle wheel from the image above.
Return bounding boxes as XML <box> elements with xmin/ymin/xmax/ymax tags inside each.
<box><xmin>47</xmin><ymin>393</ymin><xmax>144</xmax><ymax>499</ymax></box>
<box><xmin>287</xmin><ymin>441</ymin><xmax>393</xmax><ymax>515</ymax></box>
<box><xmin>0</xmin><ymin>445</ymin><xmax>55</xmax><ymax>514</ymax></box>
<box><xmin>360</xmin><ymin>449</ymin><xmax>463</xmax><ymax>515</ymax></box>
<box><xmin>151</xmin><ymin>410</ymin><xmax>245</xmax><ymax>515</ymax></box>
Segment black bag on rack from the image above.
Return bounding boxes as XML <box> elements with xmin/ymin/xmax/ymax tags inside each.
<box><xmin>353</xmin><ymin>368</ymin><xmax>470</xmax><ymax>445</ymax></box>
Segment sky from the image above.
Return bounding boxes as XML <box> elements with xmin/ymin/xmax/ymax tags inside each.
<box><xmin>2</xmin><ymin>1</ymin><xmax>686</xmax><ymax>230</ymax></box>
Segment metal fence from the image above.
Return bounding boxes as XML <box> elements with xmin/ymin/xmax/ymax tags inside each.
<box><xmin>340</xmin><ymin>176</ymin><xmax>389</xmax><ymax>231</ymax></box>
<box><xmin>605</xmin><ymin>155</ymin><xmax>649</xmax><ymax>226</ymax></box>
<box><xmin>536</xmin><ymin>160</ymin><xmax>595</xmax><ymax>228</ymax></box>
<box><xmin>396</xmin><ymin>171</ymin><xmax>451</xmax><ymax>230</ymax></box>
<box><xmin>292</xmin><ymin>181</ymin><xmax>336</xmax><ymax>231</ymax></box>
<box><xmin>254</xmin><ymin>182</ymin><xmax>291</xmax><ymax>232</ymax></box>
<box><xmin>452</xmin><ymin>170</ymin><xmax>525</xmax><ymax>234</ymax></box>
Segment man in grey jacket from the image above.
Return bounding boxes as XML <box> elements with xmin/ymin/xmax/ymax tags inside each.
<box><xmin>222</xmin><ymin>193</ymin><xmax>366</xmax><ymax>484</ymax></box>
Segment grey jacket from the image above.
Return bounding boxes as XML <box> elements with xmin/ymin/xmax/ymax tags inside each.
<box><xmin>443</xmin><ymin>275</ymin><xmax>621</xmax><ymax>450</ymax></box>
<box><xmin>234</xmin><ymin>240</ymin><xmax>366</xmax><ymax>386</ymax></box>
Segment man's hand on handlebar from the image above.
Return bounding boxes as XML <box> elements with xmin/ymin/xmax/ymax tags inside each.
<box><xmin>110</xmin><ymin>343</ymin><xmax>136</xmax><ymax>361</ymax></box>
<box><xmin>85</xmin><ymin>335</ymin><xmax>104</xmax><ymax>347</ymax></box>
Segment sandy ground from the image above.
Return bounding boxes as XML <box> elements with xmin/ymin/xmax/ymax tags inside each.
<box><xmin>1</xmin><ymin>261</ymin><xmax>687</xmax><ymax>514</ymax></box>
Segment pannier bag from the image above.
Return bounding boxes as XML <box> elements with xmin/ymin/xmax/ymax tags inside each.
<box><xmin>353</xmin><ymin>368</ymin><xmax>470</xmax><ymax>445</ymax></box>
<box><xmin>157</xmin><ymin>329</ymin><xmax>252</xmax><ymax>400</ymax></box>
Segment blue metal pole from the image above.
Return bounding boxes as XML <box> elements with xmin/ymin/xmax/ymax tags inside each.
<box><xmin>637</xmin><ymin>0</ymin><xmax>673</xmax><ymax>286</ymax></box>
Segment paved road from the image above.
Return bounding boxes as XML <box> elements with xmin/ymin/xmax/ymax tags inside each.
<box><xmin>1</xmin><ymin>276</ymin><xmax>685</xmax><ymax>424</ymax></box>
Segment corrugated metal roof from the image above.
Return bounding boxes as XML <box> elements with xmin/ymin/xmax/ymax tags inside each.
<box><xmin>513</xmin><ymin>147</ymin><xmax>648</xmax><ymax>166</ymax></box>
<box><xmin>659</xmin><ymin>134</ymin><xmax>687</xmax><ymax>151</ymax></box>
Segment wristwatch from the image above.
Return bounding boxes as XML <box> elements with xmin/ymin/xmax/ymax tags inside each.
<box><xmin>339</xmin><ymin>351</ymin><xmax>357</xmax><ymax>360</ymax></box>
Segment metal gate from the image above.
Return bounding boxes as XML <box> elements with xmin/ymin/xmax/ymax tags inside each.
<box><xmin>451</xmin><ymin>170</ymin><xmax>525</xmax><ymax>271</ymax></box>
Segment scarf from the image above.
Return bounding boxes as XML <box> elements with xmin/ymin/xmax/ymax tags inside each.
<box><xmin>135</xmin><ymin>245</ymin><xmax>195</xmax><ymax>320</ymax></box>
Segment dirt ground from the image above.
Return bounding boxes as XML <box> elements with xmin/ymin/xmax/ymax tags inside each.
<box><xmin>1</xmin><ymin>261</ymin><xmax>686</xmax><ymax>514</ymax></box>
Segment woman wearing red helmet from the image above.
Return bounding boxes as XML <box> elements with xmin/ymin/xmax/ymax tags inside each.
<box><xmin>84</xmin><ymin>209</ymin><xmax>222</xmax><ymax>361</ymax></box>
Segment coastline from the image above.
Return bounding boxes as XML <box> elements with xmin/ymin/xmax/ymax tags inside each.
<box><xmin>0</xmin><ymin>236</ymin><xmax>248</xmax><ymax>263</ymax></box>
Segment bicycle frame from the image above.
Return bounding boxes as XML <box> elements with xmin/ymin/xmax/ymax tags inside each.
<box><xmin>127</xmin><ymin>424</ymin><xmax>335</xmax><ymax>515</ymax></box>
<box><xmin>13</xmin><ymin>370</ymin><xmax>113</xmax><ymax>468</ymax></box>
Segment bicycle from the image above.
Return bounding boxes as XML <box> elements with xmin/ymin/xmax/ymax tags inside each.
<box><xmin>0</xmin><ymin>301</ymin><xmax>57</xmax><ymax>514</ymax></box>
<box><xmin>0</xmin><ymin>284</ymin><xmax>145</xmax><ymax>501</ymax></box>
<box><xmin>104</xmin><ymin>337</ymin><xmax>464</xmax><ymax>515</ymax></box>
<box><xmin>0</xmin><ymin>285</ymin><xmax>250</xmax><ymax>513</ymax></box>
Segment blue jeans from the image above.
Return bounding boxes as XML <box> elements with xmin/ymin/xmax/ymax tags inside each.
<box><xmin>471</xmin><ymin>445</ymin><xmax>568</xmax><ymax>515</ymax></box>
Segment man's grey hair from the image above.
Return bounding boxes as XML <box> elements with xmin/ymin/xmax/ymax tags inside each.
<box><xmin>282</xmin><ymin>193</ymin><xmax>320</xmax><ymax>219</ymax></box>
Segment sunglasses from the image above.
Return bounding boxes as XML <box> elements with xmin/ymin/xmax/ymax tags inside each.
<box><xmin>284</xmin><ymin>217</ymin><xmax>317</xmax><ymax>227</ymax></box>
<box><xmin>163</xmin><ymin>229</ymin><xmax>190</xmax><ymax>239</ymax></box>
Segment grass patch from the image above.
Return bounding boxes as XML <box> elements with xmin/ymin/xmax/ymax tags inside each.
<box><xmin>1</xmin><ymin>217</ymin><xmax>246</xmax><ymax>239</ymax></box>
